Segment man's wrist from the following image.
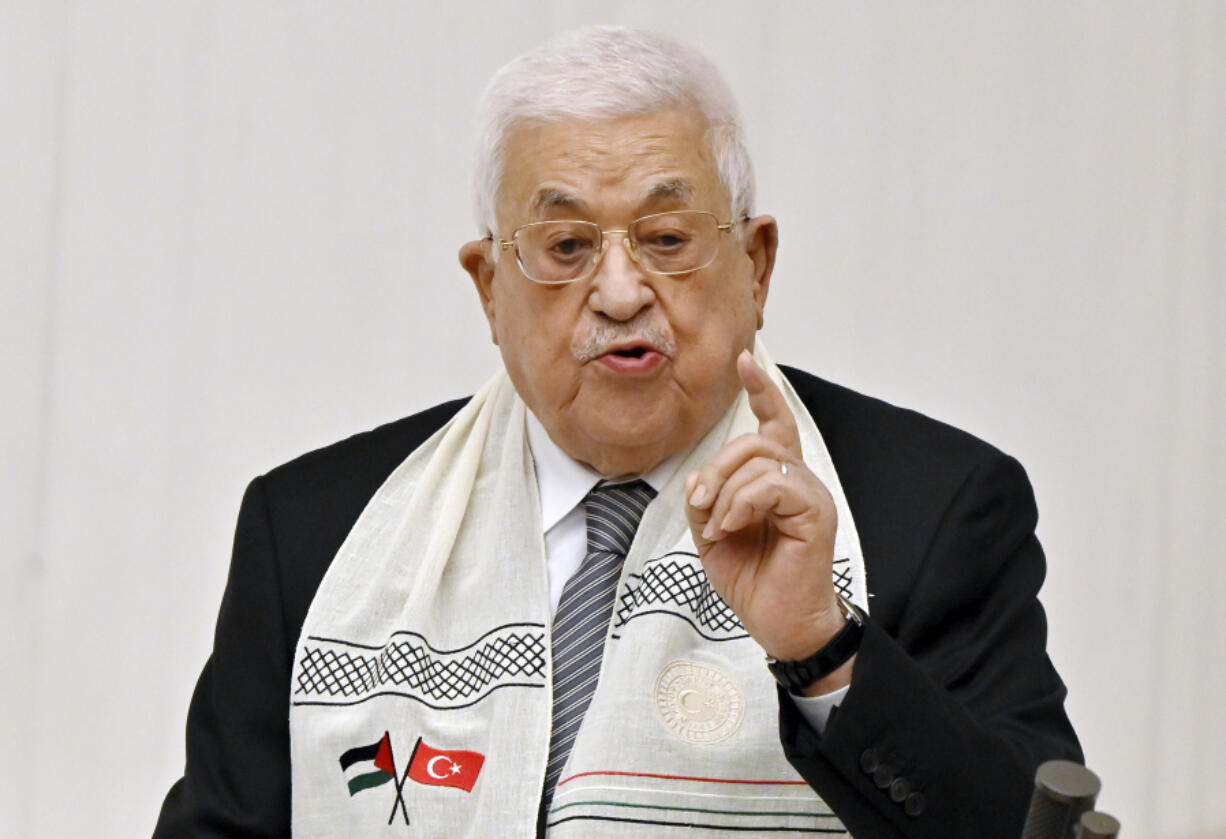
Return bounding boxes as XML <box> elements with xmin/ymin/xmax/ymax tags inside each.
<box><xmin>766</xmin><ymin>596</ymin><xmax>864</xmax><ymax>694</ymax></box>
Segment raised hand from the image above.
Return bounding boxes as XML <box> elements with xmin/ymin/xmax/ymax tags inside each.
<box><xmin>685</xmin><ymin>350</ymin><xmax>853</xmax><ymax>692</ymax></box>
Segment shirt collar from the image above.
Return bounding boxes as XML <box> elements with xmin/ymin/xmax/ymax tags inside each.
<box><xmin>526</xmin><ymin>410</ymin><xmax>683</xmax><ymax>533</ymax></box>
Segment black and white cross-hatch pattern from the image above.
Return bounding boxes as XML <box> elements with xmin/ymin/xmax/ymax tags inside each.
<box><xmin>292</xmin><ymin>623</ymin><xmax>547</xmax><ymax>709</ymax></box>
<box><xmin>542</xmin><ymin>480</ymin><xmax>656</xmax><ymax>814</ymax></box>
<box><xmin>611</xmin><ymin>554</ymin><xmax>856</xmax><ymax>641</ymax></box>
<box><xmin>832</xmin><ymin>556</ymin><xmax>853</xmax><ymax>601</ymax></box>
<box><xmin>612</xmin><ymin>553</ymin><xmax>747</xmax><ymax>640</ymax></box>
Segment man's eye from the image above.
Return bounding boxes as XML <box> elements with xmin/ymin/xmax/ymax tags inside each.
<box><xmin>643</xmin><ymin>232</ymin><xmax>690</xmax><ymax>250</ymax></box>
<box><xmin>542</xmin><ymin>234</ymin><xmax>596</xmax><ymax>264</ymax></box>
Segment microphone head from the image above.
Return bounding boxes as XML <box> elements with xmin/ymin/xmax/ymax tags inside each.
<box><xmin>1076</xmin><ymin>811</ymin><xmax>1120</xmax><ymax>838</ymax></box>
<box><xmin>1020</xmin><ymin>760</ymin><xmax>1102</xmax><ymax>839</ymax></box>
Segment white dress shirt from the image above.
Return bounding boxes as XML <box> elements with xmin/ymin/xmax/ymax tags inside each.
<box><xmin>525</xmin><ymin>411</ymin><xmax>848</xmax><ymax>735</ymax></box>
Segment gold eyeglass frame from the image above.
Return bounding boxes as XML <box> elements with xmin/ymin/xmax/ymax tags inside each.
<box><xmin>492</xmin><ymin>210</ymin><xmax>745</xmax><ymax>285</ymax></box>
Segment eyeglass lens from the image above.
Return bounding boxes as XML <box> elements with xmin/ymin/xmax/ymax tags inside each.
<box><xmin>514</xmin><ymin>211</ymin><xmax>720</xmax><ymax>284</ymax></box>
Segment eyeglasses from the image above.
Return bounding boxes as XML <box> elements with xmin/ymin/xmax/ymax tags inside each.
<box><xmin>494</xmin><ymin>210</ymin><xmax>744</xmax><ymax>285</ymax></box>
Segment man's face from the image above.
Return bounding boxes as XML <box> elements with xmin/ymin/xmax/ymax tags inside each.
<box><xmin>460</xmin><ymin>107</ymin><xmax>777</xmax><ymax>476</ymax></box>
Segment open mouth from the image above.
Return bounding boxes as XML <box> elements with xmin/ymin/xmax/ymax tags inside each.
<box><xmin>596</xmin><ymin>342</ymin><xmax>665</xmax><ymax>374</ymax></box>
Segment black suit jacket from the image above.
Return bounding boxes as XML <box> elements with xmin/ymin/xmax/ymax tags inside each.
<box><xmin>153</xmin><ymin>367</ymin><xmax>1080</xmax><ymax>838</ymax></box>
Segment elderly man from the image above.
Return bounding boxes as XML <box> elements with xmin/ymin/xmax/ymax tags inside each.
<box><xmin>155</xmin><ymin>26</ymin><xmax>1079</xmax><ymax>839</ymax></box>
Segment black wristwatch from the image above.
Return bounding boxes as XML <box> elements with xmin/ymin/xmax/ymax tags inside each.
<box><xmin>766</xmin><ymin>595</ymin><xmax>865</xmax><ymax>693</ymax></box>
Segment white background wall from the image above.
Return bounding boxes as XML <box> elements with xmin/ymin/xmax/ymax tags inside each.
<box><xmin>2</xmin><ymin>2</ymin><xmax>1222</xmax><ymax>836</ymax></box>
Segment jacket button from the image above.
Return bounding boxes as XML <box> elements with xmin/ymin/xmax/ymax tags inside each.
<box><xmin>873</xmin><ymin>765</ymin><xmax>895</xmax><ymax>789</ymax></box>
<box><xmin>860</xmin><ymin>749</ymin><xmax>880</xmax><ymax>774</ymax></box>
<box><xmin>904</xmin><ymin>791</ymin><xmax>926</xmax><ymax>817</ymax></box>
<box><xmin>889</xmin><ymin>777</ymin><xmax>911</xmax><ymax>803</ymax></box>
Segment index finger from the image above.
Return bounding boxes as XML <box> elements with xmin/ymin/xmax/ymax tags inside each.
<box><xmin>737</xmin><ymin>349</ymin><xmax>801</xmax><ymax>455</ymax></box>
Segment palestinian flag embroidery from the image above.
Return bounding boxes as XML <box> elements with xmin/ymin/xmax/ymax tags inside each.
<box><xmin>339</xmin><ymin>731</ymin><xmax>396</xmax><ymax>795</ymax></box>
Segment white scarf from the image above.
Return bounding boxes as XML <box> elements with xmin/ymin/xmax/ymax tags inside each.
<box><xmin>290</xmin><ymin>344</ymin><xmax>867</xmax><ymax>837</ymax></box>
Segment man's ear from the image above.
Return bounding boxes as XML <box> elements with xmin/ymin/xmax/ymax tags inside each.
<box><xmin>459</xmin><ymin>239</ymin><xmax>499</xmax><ymax>345</ymax></box>
<box><xmin>743</xmin><ymin>215</ymin><xmax>778</xmax><ymax>330</ymax></box>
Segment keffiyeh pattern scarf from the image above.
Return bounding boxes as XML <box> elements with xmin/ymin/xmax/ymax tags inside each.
<box><xmin>289</xmin><ymin>344</ymin><xmax>867</xmax><ymax>837</ymax></box>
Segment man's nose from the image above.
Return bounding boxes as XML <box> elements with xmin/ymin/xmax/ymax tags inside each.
<box><xmin>587</xmin><ymin>234</ymin><xmax>656</xmax><ymax>321</ymax></box>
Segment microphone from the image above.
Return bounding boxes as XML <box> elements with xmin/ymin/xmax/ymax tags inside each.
<box><xmin>1020</xmin><ymin>760</ymin><xmax>1102</xmax><ymax>839</ymax></box>
<box><xmin>1076</xmin><ymin>811</ymin><xmax>1121</xmax><ymax>838</ymax></box>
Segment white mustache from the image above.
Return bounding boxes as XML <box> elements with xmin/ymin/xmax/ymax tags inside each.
<box><xmin>572</xmin><ymin>317</ymin><xmax>677</xmax><ymax>363</ymax></box>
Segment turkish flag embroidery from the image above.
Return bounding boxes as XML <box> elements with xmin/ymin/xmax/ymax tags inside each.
<box><xmin>406</xmin><ymin>740</ymin><xmax>486</xmax><ymax>793</ymax></box>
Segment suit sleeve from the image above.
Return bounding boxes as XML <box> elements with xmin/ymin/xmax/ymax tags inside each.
<box><xmin>152</xmin><ymin>477</ymin><xmax>293</xmax><ymax>838</ymax></box>
<box><xmin>779</xmin><ymin>453</ymin><xmax>1081</xmax><ymax>839</ymax></box>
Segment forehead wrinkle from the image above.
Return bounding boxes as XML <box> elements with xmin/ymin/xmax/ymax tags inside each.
<box><xmin>527</xmin><ymin>177</ymin><xmax>695</xmax><ymax>221</ymax></box>
<box><xmin>510</xmin><ymin>128</ymin><xmax>716</xmax><ymax>224</ymax></box>
<box><xmin>553</xmin><ymin>132</ymin><xmax>694</xmax><ymax>185</ymax></box>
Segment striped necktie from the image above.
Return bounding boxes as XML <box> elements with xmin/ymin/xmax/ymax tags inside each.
<box><xmin>541</xmin><ymin>479</ymin><xmax>657</xmax><ymax>819</ymax></box>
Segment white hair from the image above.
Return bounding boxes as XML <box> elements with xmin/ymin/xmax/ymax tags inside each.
<box><xmin>472</xmin><ymin>25</ymin><xmax>755</xmax><ymax>237</ymax></box>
